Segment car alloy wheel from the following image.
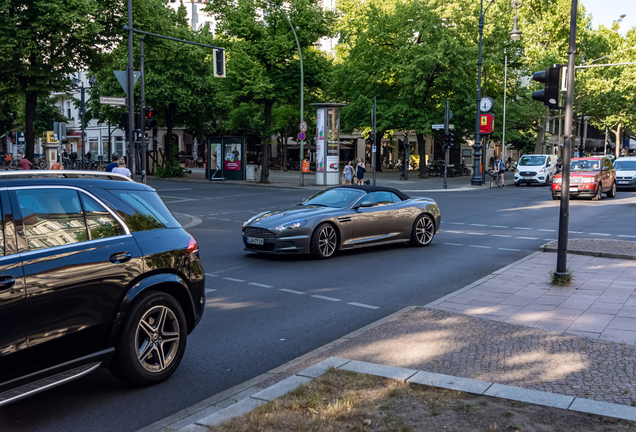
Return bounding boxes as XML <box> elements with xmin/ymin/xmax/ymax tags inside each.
<box><xmin>135</xmin><ymin>305</ymin><xmax>180</xmax><ymax>373</ymax></box>
<box><xmin>594</xmin><ymin>184</ymin><xmax>602</xmax><ymax>201</ymax></box>
<box><xmin>606</xmin><ymin>181</ymin><xmax>616</xmax><ymax>198</ymax></box>
<box><xmin>409</xmin><ymin>214</ymin><xmax>434</xmax><ymax>247</ymax></box>
<box><xmin>311</xmin><ymin>223</ymin><xmax>338</xmax><ymax>259</ymax></box>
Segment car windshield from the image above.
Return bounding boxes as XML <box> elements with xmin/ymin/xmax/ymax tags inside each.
<box><xmin>519</xmin><ymin>156</ymin><xmax>546</xmax><ymax>166</ymax></box>
<box><xmin>302</xmin><ymin>188</ymin><xmax>363</xmax><ymax>208</ymax></box>
<box><xmin>613</xmin><ymin>160</ymin><xmax>636</xmax><ymax>171</ymax></box>
<box><xmin>571</xmin><ymin>160</ymin><xmax>601</xmax><ymax>171</ymax></box>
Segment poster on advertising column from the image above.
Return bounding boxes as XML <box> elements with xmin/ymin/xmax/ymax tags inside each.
<box><xmin>224</xmin><ymin>143</ymin><xmax>241</xmax><ymax>171</ymax></box>
<box><xmin>326</xmin><ymin>109</ymin><xmax>339</xmax><ymax>172</ymax></box>
<box><xmin>209</xmin><ymin>143</ymin><xmax>222</xmax><ymax>170</ymax></box>
<box><xmin>316</xmin><ymin>110</ymin><xmax>324</xmax><ymax>172</ymax></box>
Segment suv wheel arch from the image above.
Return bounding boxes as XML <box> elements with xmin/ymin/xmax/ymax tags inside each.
<box><xmin>109</xmin><ymin>274</ymin><xmax>197</xmax><ymax>345</ymax></box>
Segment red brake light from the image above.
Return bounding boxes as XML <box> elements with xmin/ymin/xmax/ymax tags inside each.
<box><xmin>186</xmin><ymin>236</ymin><xmax>199</xmax><ymax>255</ymax></box>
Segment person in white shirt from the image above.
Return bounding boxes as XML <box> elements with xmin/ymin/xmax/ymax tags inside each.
<box><xmin>112</xmin><ymin>157</ymin><xmax>132</xmax><ymax>178</ymax></box>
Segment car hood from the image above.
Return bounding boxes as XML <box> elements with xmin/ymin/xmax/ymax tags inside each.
<box><xmin>616</xmin><ymin>170</ymin><xmax>636</xmax><ymax>177</ymax></box>
<box><xmin>245</xmin><ymin>205</ymin><xmax>336</xmax><ymax>228</ymax></box>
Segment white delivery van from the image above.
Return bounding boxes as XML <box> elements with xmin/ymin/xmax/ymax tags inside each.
<box><xmin>614</xmin><ymin>156</ymin><xmax>636</xmax><ymax>190</ymax></box>
<box><xmin>514</xmin><ymin>154</ymin><xmax>558</xmax><ymax>186</ymax></box>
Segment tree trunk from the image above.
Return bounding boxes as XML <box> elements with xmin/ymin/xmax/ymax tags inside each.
<box><xmin>260</xmin><ymin>100</ymin><xmax>273</xmax><ymax>182</ymax></box>
<box><xmin>24</xmin><ymin>90</ymin><xmax>38</xmax><ymax>162</ymax></box>
<box><xmin>612</xmin><ymin>123</ymin><xmax>622</xmax><ymax>158</ymax></box>
<box><xmin>165</xmin><ymin>103</ymin><xmax>174</xmax><ymax>162</ymax></box>
<box><xmin>533</xmin><ymin>114</ymin><xmax>547</xmax><ymax>154</ymax></box>
<box><xmin>417</xmin><ymin>133</ymin><xmax>428</xmax><ymax>179</ymax></box>
<box><xmin>283</xmin><ymin>134</ymin><xmax>288</xmax><ymax>172</ymax></box>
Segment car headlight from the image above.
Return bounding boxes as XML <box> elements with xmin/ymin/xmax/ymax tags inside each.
<box><xmin>243</xmin><ymin>212</ymin><xmax>268</xmax><ymax>227</ymax></box>
<box><xmin>515</xmin><ymin>169</ymin><xmax>519</xmax><ymax>174</ymax></box>
<box><xmin>273</xmin><ymin>219</ymin><xmax>307</xmax><ymax>231</ymax></box>
<box><xmin>554</xmin><ymin>177</ymin><xmax>562</xmax><ymax>184</ymax></box>
<box><xmin>538</xmin><ymin>168</ymin><xmax>545</xmax><ymax>173</ymax></box>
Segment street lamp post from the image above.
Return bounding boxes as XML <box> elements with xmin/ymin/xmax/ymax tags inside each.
<box><xmin>268</xmin><ymin>1</ymin><xmax>304</xmax><ymax>187</ymax></box>
<box><xmin>71</xmin><ymin>74</ymin><xmax>96</xmax><ymax>170</ymax></box>
<box><xmin>471</xmin><ymin>0</ymin><xmax>523</xmax><ymax>186</ymax></box>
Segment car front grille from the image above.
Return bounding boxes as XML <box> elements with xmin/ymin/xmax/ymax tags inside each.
<box><xmin>617</xmin><ymin>176</ymin><xmax>633</xmax><ymax>180</ymax></box>
<box><xmin>245</xmin><ymin>243</ymin><xmax>276</xmax><ymax>251</ymax></box>
<box><xmin>519</xmin><ymin>171</ymin><xmax>536</xmax><ymax>176</ymax></box>
<box><xmin>243</xmin><ymin>227</ymin><xmax>276</xmax><ymax>238</ymax></box>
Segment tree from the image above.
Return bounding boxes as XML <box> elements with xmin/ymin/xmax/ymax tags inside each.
<box><xmin>14</xmin><ymin>95</ymin><xmax>66</xmax><ymax>138</ymax></box>
<box><xmin>205</xmin><ymin>0</ymin><xmax>335</xmax><ymax>182</ymax></box>
<box><xmin>0</xmin><ymin>0</ymin><xmax>121</xmax><ymax>161</ymax></box>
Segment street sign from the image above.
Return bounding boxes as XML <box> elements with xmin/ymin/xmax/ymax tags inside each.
<box><xmin>432</xmin><ymin>124</ymin><xmax>454</xmax><ymax>130</ymax></box>
<box><xmin>372</xmin><ymin>145</ymin><xmax>377</xmax><ymax>152</ymax></box>
<box><xmin>100</xmin><ymin>96</ymin><xmax>127</xmax><ymax>106</ymax></box>
<box><xmin>300</xmin><ymin>121</ymin><xmax>308</xmax><ymax>132</ymax></box>
<box><xmin>298</xmin><ymin>132</ymin><xmax>306</xmax><ymax>141</ymax></box>
<box><xmin>479</xmin><ymin>114</ymin><xmax>495</xmax><ymax>134</ymax></box>
<box><xmin>114</xmin><ymin>71</ymin><xmax>141</xmax><ymax>96</ymax></box>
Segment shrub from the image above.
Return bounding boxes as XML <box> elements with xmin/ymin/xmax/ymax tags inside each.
<box><xmin>155</xmin><ymin>160</ymin><xmax>187</xmax><ymax>178</ymax></box>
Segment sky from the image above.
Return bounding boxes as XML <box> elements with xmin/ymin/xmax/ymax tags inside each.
<box><xmin>581</xmin><ymin>0</ymin><xmax>635</xmax><ymax>34</ymax></box>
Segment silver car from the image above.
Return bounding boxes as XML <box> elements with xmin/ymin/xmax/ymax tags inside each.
<box><xmin>242</xmin><ymin>186</ymin><xmax>441</xmax><ymax>259</ymax></box>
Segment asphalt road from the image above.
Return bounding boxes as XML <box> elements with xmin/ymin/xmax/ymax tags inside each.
<box><xmin>2</xmin><ymin>180</ymin><xmax>635</xmax><ymax>432</ymax></box>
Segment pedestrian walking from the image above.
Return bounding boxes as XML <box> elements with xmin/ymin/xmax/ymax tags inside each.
<box><xmin>112</xmin><ymin>157</ymin><xmax>132</xmax><ymax>179</ymax></box>
<box><xmin>355</xmin><ymin>157</ymin><xmax>366</xmax><ymax>185</ymax></box>
<box><xmin>105</xmin><ymin>153</ymin><xmax>119</xmax><ymax>172</ymax></box>
<box><xmin>20</xmin><ymin>157</ymin><xmax>31</xmax><ymax>170</ymax></box>
<box><xmin>343</xmin><ymin>160</ymin><xmax>354</xmax><ymax>185</ymax></box>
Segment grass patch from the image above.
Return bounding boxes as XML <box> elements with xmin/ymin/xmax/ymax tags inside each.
<box><xmin>206</xmin><ymin>369</ymin><xmax>636</xmax><ymax>432</ymax></box>
<box><xmin>550</xmin><ymin>268</ymin><xmax>574</xmax><ymax>286</ymax></box>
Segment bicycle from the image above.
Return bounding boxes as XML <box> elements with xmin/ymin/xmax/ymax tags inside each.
<box><xmin>489</xmin><ymin>169</ymin><xmax>504</xmax><ymax>189</ymax></box>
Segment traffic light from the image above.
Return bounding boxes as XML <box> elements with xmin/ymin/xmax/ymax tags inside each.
<box><xmin>443</xmin><ymin>133</ymin><xmax>450</xmax><ymax>149</ymax></box>
<box><xmin>449</xmin><ymin>132</ymin><xmax>455</xmax><ymax>147</ymax></box>
<box><xmin>531</xmin><ymin>65</ymin><xmax>562</xmax><ymax>109</ymax></box>
<box><xmin>214</xmin><ymin>49</ymin><xmax>226</xmax><ymax>78</ymax></box>
<box><xmin>119</xmin><ymin>112</ymin><xmax>129</xmax><ymax>133</ymax></box>
<box><xmin>369</xmin><ymin>131</ymin><xmax>374</xmax><ymax>142</ymax></box>
<box><xmin>145</xmin><ymin>107</ymin><xmax>157</xmax><ymax>130</ymax></box>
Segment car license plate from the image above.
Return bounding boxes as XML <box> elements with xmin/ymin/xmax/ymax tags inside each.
<box><xmin>246</xmin><ymin>237</ymin><xmax>264</xmax><ymax>245</ymax></box>
<box><xmin>618</xmin><ymin>181</ymin><xmax>629</xmax><ymax>184</ymax></box>
<box><xmin>523</xmin><ymin>177</ymin><xmax>533</xmax><ymax>180</ymax></box>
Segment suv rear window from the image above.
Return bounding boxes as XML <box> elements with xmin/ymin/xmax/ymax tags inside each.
<box><xmin>111</xmin><ymin>190</ymin><xmax>180</xmax><ymax>230</ymax></box>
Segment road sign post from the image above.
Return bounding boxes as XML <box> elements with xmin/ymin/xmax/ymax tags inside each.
<box><xmin>372</xmin><ymin>97</ymin><xmax>377</xmax><ymax>186</ymax></box>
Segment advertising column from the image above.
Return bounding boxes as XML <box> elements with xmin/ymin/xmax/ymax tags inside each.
<box><xmin>311</xmin><ymin>103</ymin><xmax>346</xmax><ymax>186</ymax></box>
<box><xmin>315</xmin><ymin>109</ymin><xmax>325</xmax><ymax>184</ymax></box>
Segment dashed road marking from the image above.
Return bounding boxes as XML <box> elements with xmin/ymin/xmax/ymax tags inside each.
<box><xmin>590</xmin><ymin>233</ymin><xmax>611</xmax><ymax>236</ymax></box>
<box><xmin>470</xmin><ymin>245</ymin><xmax>491</xmax><ymax>249</ymax></box>
<box><xmin>448</xmin><ymin>222</ymin><xmax>466</xmax><ymax>225</ymax></box>
<box><xmin>205</xmin><ymin>289</ymin><xmax>217</xmax><ymax>293</ymax></box>
<box><xmin>538</xmin><ymin>229</ymin><xmax>557</xmax><ymax>232</ymax></box>
<box><xmin>618</xmin><ymin>235</ymin><xmax>636</xmax><ymax>238</ymax></box>
<box><xmin>469</xmin><ymin>224</ymin><xmax>487</xmax><ymax>227</ymax></box>
<box><xmin>249</xmin><ymin>282</ymin><xmax>273</xmax><ymax>288</ymax></box>
<box><xmin>348</xmin><ymin>302</ymin><xmax>380</xmax><ymax>310</ymax></box>
<box><xmin>513</xmin><ymin>227</ymin><xmax>532</xmax><ymax>230</ymax></box>
<box><xmin>443</xmin><ymin>243</ymin><xmax>463</xmax><ymax>246</ymax></box>
<box><xmin>498</xmin><ymin>248</ymin><xmax>521</xmax><ymax>251</ymax></box>
<box><xmin>445</xmin><ymin>230</ymin><xmax>464</xmax><ymax>234</ymax></box>
<box><xmin>467</xmin><ymin>232</ymin><xmax>486</xmax><ymax>236</ymax></box>
<box><xmin>490</xmin><ymin>234</ymin><xmax>512</xmax><ymax>238</ymax></box>
<box><xmin>491</xmin><ymin>225</ymin><xmax>509</xmax><ymax>228</ymax></box>
<box><xmin>311</xmin><ymin>295</ymin><xmax>341</xmax><ymax>302</ymax></box>
<box><xmin>223</xmin><ymin>277</ymin><xmax>245</xmax><ymax>282</ymax></box>
<box><xmin>279</xmin><ymin>288</ymin><xmax>305</xmax><ymax>295</ymax></box>
<box><xmin>205</xmin><ymin>273</ymin><xmax>218</xmax><ymax>277</ymax></box>
<box><xmin>517</xmin><ymin>237</ymin><xmax>539</xmax><ymax>240</ymax></box>
<box><xmin>220</xmin><ymin>219</ymin><xmax>231</xmax><ymax>221</ymax></box>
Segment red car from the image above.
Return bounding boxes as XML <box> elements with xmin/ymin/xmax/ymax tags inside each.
<box><xmin>551</xmin><ymin>157</ymin><xmax>617</xmax><ymax>200</ymax></box>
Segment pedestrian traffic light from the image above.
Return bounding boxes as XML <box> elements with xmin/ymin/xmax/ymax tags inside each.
<box><xmin>531</xmin><ymin>65</ymin><xmax>562</xmax><ymax>109</ymax></box>
<box><xmin>214</xmin><ymin>49</ymin><xmax>226</xmax><ymax>78</ymax></box>
<box><xmin>145</xmin><ymin>107</ymin><xmax>157</xmax><ymax>130</ymax></box>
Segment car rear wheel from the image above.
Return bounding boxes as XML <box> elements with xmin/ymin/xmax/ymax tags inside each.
<box><xmin>110</xmin><ymin>291</ymin><xmax>187</xmax><ymax>386</ymax></box>
<box><xmin>606</xmin><ymin>181</ymin><xmax>617</xmax><ymax>198</ymax></box>
<box><xmin>552</xmin><ymin>194</ymin><xmax>560</xmax><ymax>200</ymax></box>
<box><xmin>310</xmin><ymin>223</ymin><xmax>338</xmax><ymax>259</ymax></box>
<box><xmin>409</xmin><ymin>214</ymin><xmax>435</xmax><ymax>247</ymax></box>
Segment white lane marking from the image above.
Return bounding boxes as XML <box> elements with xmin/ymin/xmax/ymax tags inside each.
<box><xmin>513</xmin><ymin>227</ymin><xmax>532</xmax><ymax>230</ymax></box>
<box><xmin>491</xmin><ymin>225</ymin><xmax>509</xmax><ymax>228</ymax></box>
<box><xmin>470</xmin><ymin>245</ymin><xmax>491</xmax><ymax>249</ymax></box>
<box><xmin>205</xmin><ymin>273</ymin><xmax>218</xmax><ymax>277</ymax></box>
<box><xmin>538</xmin><ymin>229</ymin><xmax>557</xmax><ymax>232</ymax></box>
<box><xmin>467</xmin><ymin>232</ymin><xmax>486</xmax><ymax>236</ymax></box>
<box><xmin>618</xmin><ymin>235</ymin><xmax>636</xmax><ymax>238</ymax></box>
<box><xmin>215</xmin><ymin>266</ymin><xmax>246</xmax><ymax>274</ymax></box>
<box><xmin>544</xmin><ymin>239</ymin><xmax>555</xmax><ymax>241</ymax></box>
<box><xmin>499</xmin><ymin>248</ymin><xmax>521</xmax><ymax>252</ymax></box>
<box><xmin>348</xmin><ymin>302</ymin><xmax>380</xmax><ymax>310</ymax></box>
<box><xmin>516</xmin><ymin>237</ymin><xmax>539</xmax><ymax>240</ymax></box>
<box><xmin>445</xmin><ymin>230</ymin><xmax>464</xmax><ymax>234</ymax></box>
<box><xmin>311</xmin><ymin>295</ymin><xmax>341</xmax><ymax>302</ymax></box>
<box><xmin>179</xmin><ymin>214</ymin><xmax>203</xmax><ymax>229</ymax></box>
<box><xmin>249</xmin><ymin>282</ymin><xmax>273</xmax><ymax>288</ymax></box>
<box><xmin>490</xmin><ymin>234</ymin><xmax>512</xmax><ymax>238</ymax></box>
<box><xmin>220</xmin><ymin>219</ymin><xmax>231</xmax><ymax>221</ymax></box>
<box><xmin>223</xmin><ymin>277</ymin><xmax>245</xmax><ymax>282</ymax></box>
<box><xmin>443</xmin><ymin>243</ymin><xmax>463</xmax><ymax>246</ymax></box>
<box><xmin>449</xmin><ymin>222</ymin><xmax>466</xmax><ymax>225</ymax></box>
<box><xmin>279</xmin><ymin>288</ymin><xmax>305</xmax><ymax>295</ymax></box>
<box><xmin>205</xmin><ymin>289</ymin><xmax>217</xmax><ymax>293</ymax></box>
<box><xmin>469</xmin><ymin>224</ymin><xmax>487</xmax><ymax>227</ymax></box>
<box><xmin>589</xmin><ymin>233</ymin><xmax>611</xmax><ymax>236</ymax></box>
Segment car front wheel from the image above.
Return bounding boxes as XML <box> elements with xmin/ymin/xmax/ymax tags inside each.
<box><xmin>310</xmin><ymin>223</ymin><xmax>338</xmax><ymax>259</ymax></box>
<box><xmin>110</xmin><ymin>291</ymin><xmax>187</xmax><ymax>386</ymax></box>
<box><xmin>409</xmin><ymin>214</ymin><xmax>435</xmax><ymax>247</ymax></box>
<box><xmin>593</xmin><ymin>184</ymin><xmax>602</xmax><ymax>201</ymax></box>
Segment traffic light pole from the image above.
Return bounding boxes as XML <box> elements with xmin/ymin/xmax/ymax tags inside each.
<box><xmin>140</xmin><ymin>37</ymin><xmax>147</xmax><ymax>184</ymax></box>
<box><xmin>555</xmin><ymin>0</ymin><xmax>578</xmax><ymax>279</ymax></box>
<box><xmin>443</xmin><ymin>98</ymin><xmax>450</xmax><ymax>190</ymax></box>
<box><xmin>372</xmin><ymin>97</ymin><xmax>377</xmax><ymax>186</ymax></box>
<box><xmin>126</xmin><ymin>0</ymin><xmax>135</xmax><ymax>181</ymax></box>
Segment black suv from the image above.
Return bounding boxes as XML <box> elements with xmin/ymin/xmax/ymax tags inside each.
<box><xmin>0</xmin><ymin>172</ymin><xmax>205</xmax><ymax>406</ymax></box>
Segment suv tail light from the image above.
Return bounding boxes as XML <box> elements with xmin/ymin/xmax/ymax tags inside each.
<box><xmin>186</xmin><ymin>236</ymin><xmax>199</xmax><ymax>256</ymax></box>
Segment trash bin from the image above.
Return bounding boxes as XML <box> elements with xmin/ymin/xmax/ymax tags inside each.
<box><xmin>246</xmin><ymin>164</ymin><xmax>258</xmax><ymax>181</ymax></box>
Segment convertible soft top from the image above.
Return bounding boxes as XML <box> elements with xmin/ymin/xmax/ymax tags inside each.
<box><xmin>332</xmin><ymin>185</ymin><xmax>411</xmax><ymax>201</ymax></box>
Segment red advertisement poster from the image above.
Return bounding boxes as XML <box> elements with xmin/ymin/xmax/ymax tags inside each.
<box><xmin>224</xmin><ymin>144</ymin><xmax>241</xmax><ymax>171</ymax></box>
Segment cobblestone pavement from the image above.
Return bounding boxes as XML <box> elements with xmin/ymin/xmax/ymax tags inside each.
<box><xmin>266</xmin><ymin>307</ymin><xmax>636</xmax><ymax>407</ymax></box>
<box><xmin>434</xmin><ymin>251</ymin><xmax>636</xmax><ymax>345</ymax></box>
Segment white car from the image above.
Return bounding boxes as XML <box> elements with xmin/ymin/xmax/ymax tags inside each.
<box><xmin>614</xmin><ymin>156</ymin><xmax>636</xmax><ymax>190</ymax></box>
<box><xmin>514</xmin><ymin>154</ymin><xmax>558</xmax><ymax>186</ymax></box>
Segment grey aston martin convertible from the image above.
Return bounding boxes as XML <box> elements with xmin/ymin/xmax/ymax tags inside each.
<box><xmin>242</xmin><ymin>185</ymin><xmax>441</xmax><ymax>259</ymax></box>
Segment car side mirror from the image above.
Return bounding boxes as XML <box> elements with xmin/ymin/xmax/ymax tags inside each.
<box><xmin>546</xmin><ymin>163</ymin><xmax>551</xmax><ymax>167</ymax></box>
<box><xmin>602</xmin><ymin>166</ymin><xmax>609</xmax><ymax>171</ymax></box>
<box><xmin>354</xmin><ymin>201</ymin><xmax>374</xmax><ymax>210</ymax></box>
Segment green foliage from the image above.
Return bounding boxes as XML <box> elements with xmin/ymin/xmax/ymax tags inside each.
<box><xmin>14</xmin><ymin>95</ymin><xmax>66</xmax><ymax>137</ymax></box>
<box><xmin>155</xmin><ymin>160</ymin><xmax>187</xmax><ymax>178</ymax></box>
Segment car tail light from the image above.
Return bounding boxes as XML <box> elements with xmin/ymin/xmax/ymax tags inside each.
<box><xmin>186</xmin><ymin>236</ymin><xmax>199</xmax><ymax>256</ymax></box>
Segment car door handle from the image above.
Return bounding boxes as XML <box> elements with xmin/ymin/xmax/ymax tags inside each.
<box><xmin>109</xmin><ymin>252</ymin><xmax>132</xmax><ymax>264</ymax></box>
<box><xmin>0</xmin><ymin>276</ymin><xmax>15</xmax><ymax>291</ymax></box>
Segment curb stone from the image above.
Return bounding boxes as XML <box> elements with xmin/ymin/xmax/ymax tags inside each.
<box><xmin>180</xmin><ymin>358</ymin><xmax>636</xmax><ymax>430</ymax></box>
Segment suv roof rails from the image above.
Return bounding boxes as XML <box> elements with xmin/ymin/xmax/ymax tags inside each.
<box><xmin>0</xmin><ymin>170</ymin><xmax>134</xmax><ymax>182</ymax></box>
